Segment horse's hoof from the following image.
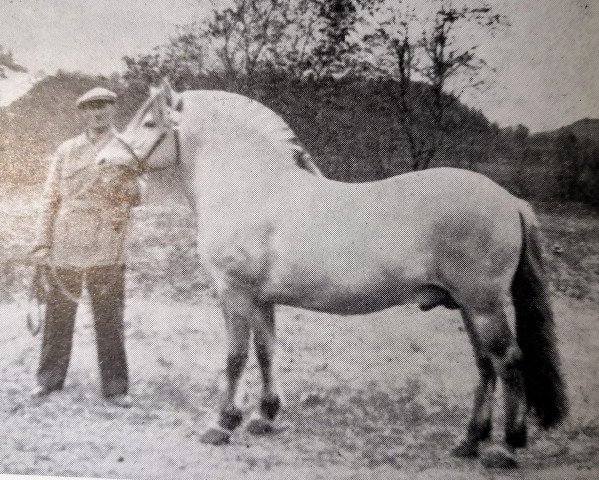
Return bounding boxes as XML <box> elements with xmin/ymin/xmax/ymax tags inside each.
<box><xmin>480</xmin><ymin>444</ymin><xmax>518</xmax><ymax>469</ymax></box>
<box><xmin>246</xmin><ymin>416</ymin><xmax>275</xmax><ymax>435</ymax></box>
<box><xmin>199</xmin><ymin>425</ymin><xmax>232</xmax><ymax>445</ymax></box>
<box><xmin>451</xmin><ymin>439</ymin><xmax>479</xmax><ymax>458</ymax></box>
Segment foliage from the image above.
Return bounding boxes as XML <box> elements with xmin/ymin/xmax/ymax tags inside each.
<box><xmin>122</xmin><ymin>31</ymin><xmax>205</xmax><ymax>90</ymax></box>
<box><xmin>124</xmin><ymin>0</ymin><xmax>382</xmax><ymax>82</ymax></box>
<box><xmin>364</xmin><ymin>1</ymin><xmax>507</xmax><ymax>169</ymax></box>
<box><xmin>553</xmin><ymin>133</ymin><xmax>599</xmax><ymax>204</ymax></box>
<box><xmin>120</xmin><ymin>0</ymin><xmax>502</xmax><ymax>175</ymax></box>
<box><xmin>306</xmin><ymin>0</ymin><xmax>382</xmax><ymax>78</ymax></box>
<box><xmin>200</xmin><ymin>0</ymin><xmax>289</xmax><ymax>79</ymax></box>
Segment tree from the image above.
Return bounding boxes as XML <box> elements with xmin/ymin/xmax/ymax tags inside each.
<box><xmin>512</xmin><ymin>123</ymin><xmax>530</xmax><ymax>195</ymax></box>
<box><xmin>307</xmin><ymin>0</ymin><xmax>382</xmax><ymax>78</ymax></box>
<box><xmin>198</xmin><ymin>0</ymin><xmax>381</xmax><ymax>81</ymax></box>
<box><xmin>366</xmin><ymin>1</ymin><xmax>507</xmax><ymax>170</ymax></box>
<box><xmin>199</xmin><ymin>0</ymin><xmax>293</xmax><ymax>80</ymax></box>
<box><xmin>123</xmin><ymin>0</ymin><xmax>381</xmax><ymax>84</ymax></box>
<box><xmin>554</xmin><ymin>132</ymin><xmax>582</xmax><ymax>201</ymax></box>
<box><xmin>122</xmin><ymin>30</ymin><xmax>205</xmax><ymax>89</ymax></box>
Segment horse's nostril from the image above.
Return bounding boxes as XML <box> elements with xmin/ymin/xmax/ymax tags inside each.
<box><xmin>98</xmin><ymin>158</ymin><xmax>106</xmax><ymax>165</ymax></box>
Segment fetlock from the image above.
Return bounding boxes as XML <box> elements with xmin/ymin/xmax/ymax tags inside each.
<box><xmin>219</xmin><ymin>406</ymin><xmax>243</xmax><ymax>431</ymax></box>
<box><xmin>468</xmin><ymin>418</ymin><xmax>492</xmax><ymax>442</ymax></box>
<box><xmin>506</xmin><ymin>424</ymin><xmax>527</xmax><ymax>449</ymax></box>
<box><xmin>260</xmin><ymin>394</ymin><xmax>281</xmax><ymax>421</ymax></box>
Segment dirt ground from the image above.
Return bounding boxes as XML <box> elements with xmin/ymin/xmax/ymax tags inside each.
<box><xmin>0</xmin><ymin>184</ymin><xmax>598</xmax><ymax>479</ymax></box>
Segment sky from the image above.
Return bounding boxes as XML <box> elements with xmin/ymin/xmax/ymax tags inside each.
<box><xmin>1</xmin><ymin>0</ymin><xmax>598</xmax><ymax>132</ymax></box>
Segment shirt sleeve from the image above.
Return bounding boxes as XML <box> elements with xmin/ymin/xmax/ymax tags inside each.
<box><xmin>34</xmin><ymin>149</ymin><xmax>64</xmax><ymax>249</ymax></box>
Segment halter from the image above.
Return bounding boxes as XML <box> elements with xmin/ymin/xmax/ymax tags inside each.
<box><xmin>112</xmin><ymin>106</ymin><xmax>181</xmax><ymax>173</ymax></box>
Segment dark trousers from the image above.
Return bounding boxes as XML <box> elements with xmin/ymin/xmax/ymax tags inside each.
<box><xmin>37</xmin><ymin>265</ymin><xmax>128</xmax><ymax>397</ymax></box>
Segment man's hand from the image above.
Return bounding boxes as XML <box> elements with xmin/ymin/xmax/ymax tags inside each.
<box><xmin>29</xmin><ymin>246</ymin><xmax>50</xmax><ymax>265</ymax></box>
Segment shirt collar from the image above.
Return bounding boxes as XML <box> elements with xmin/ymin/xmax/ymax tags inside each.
<box><xmin>84</xmin><ymin>127</ymin><xmax>116</xmax><ymax>146</ymax></box>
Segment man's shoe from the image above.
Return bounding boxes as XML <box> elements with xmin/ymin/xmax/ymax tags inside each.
<box><xmin>29</xmin><ymin>385</ymin><xmax>58</xmax><ymax>400</ymax></box>
<box><xmin>105</xmin><ymin>394</ymin><xmax>133</xmax><ymax>408</ymax></box>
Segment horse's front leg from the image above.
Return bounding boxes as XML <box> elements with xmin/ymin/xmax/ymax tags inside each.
<box><xmin>200</xmin><ymin>288</ymin><xmax>252</xmax><ymax>445</ymax></box>
<box><xmin>246</xmin><ymin>302</ymin><xmax>282</xmax><ymax>435</ymax></box>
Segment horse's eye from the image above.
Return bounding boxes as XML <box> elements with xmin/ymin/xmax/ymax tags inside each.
<box><xmin>144</xmin><ymin>120</ymin><xmax>156</xmax><ymax>128</ymax></box>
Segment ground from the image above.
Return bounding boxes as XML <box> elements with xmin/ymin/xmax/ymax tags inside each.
<box><xmin>0</xmin><ymin>182</ymin><xmax>598</xmax><ymax>479</ymax></box>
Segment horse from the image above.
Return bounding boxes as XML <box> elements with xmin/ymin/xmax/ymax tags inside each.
<box><xmin>96</xmin><ymin>79</ymin><xmax>568</xmax><ymax>468</ymax></box>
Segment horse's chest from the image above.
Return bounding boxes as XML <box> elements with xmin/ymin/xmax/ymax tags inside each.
<box><xmin>200</xmin><ymin>225</ymin><xmax>271</xmax><ymax>288</ymax></box>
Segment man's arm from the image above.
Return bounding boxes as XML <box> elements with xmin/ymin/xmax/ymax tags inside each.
<box><xmin>33</xmin><ymin>150</ymin><xmax>63</xmax><ymax>251</ymax></box>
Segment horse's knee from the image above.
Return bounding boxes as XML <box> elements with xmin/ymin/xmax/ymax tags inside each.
<box><xmin>492</xmin><ymin>344</ymin><xmax>523</xmax><ymax>383</ymax></box>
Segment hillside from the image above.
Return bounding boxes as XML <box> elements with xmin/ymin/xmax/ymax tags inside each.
<box><xmin>544</xmin><ymin>118</ymin><xmax>599</xmax><ymax>143</ymax></box>
<box><xmin>0</xmin><ymin>71</ymin><xmax>493</xmax><ymax>184</ymax></box>
<box><xmin>529</xmin><ymin>118</ymin><xmax>599</xmax><ymax>149</ymax></box>
<box><xmin>0</xmin><ymin>72</ymin><xmax>143</xmax><ymax>183</ymax></box>
<box><xmin>0</xmin><ymin>70</ymin><xmax>596</xmax><ymax>204</ymax></box>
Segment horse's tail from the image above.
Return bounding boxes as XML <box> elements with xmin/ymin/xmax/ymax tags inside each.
<box><xmin>512</xmin><ymin>201</ymin><xmax>568</xmax><ymax>428</ymax></box>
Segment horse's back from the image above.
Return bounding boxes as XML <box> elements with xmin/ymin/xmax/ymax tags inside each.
<box><xmin>254</xmin><ymin>167</ymin><xmax>523</xmax><ymax>312</ymax></box>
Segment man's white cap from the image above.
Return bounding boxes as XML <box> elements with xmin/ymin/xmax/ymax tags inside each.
<box><xmin>76</xmin><ymin>87</ymin><xmax>118</xmax><ymax>108</ymax></box>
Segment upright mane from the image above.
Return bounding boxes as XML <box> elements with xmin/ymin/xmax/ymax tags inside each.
<box><xmin>188</xmin><ymin>90</ymin><xmax>321</xmax><ymax>176</ymax></box>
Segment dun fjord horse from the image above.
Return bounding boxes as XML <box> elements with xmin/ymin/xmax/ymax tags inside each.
<box><xmin>96</xmin><ymin>80</ymin><xmax>567</xmax><ymax>468</ymax></box>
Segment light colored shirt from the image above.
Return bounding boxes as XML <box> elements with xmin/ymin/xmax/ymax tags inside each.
<box><xmin>36</xmin><ymin>129</ymin><xmax>141</xmax><ymax>268</ymax></box>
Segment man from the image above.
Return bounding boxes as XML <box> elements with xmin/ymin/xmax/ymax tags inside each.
<box><xmin>30</xmin><ymin>87</ymin><xmax>141</xmax><ymax>408</ymax></box>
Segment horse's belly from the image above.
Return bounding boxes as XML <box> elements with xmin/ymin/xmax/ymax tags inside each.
<box><xmin>261</xmin><ymin>264</ymin><xmax>430</xmax><ymax>315</ymax></box>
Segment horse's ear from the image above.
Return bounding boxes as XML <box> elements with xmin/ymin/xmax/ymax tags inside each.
<box><xmin>161</xmin><ymin>78</ymin><xmax>174</xmax><ymax>104</ymax></box>
<box><xmin>161</xmin><ymin>78</ymin><xmax>182</xmax><ymax>111</ymax></box>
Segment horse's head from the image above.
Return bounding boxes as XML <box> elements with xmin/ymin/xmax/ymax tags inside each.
<box><xmin>96</xmin><ymin>79</ymin><xmax>182</xmax><ymax>172</ymax></box>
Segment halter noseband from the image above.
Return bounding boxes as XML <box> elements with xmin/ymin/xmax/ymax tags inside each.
<box><xmin>114</xmin><ymin>133</ymin><xmax>143</xmax><ymax>170</ymax></box>
<box><xmin>113</xmin><ymin>121</ymin><xmax>179</xmax><ymax>173</ymax></box>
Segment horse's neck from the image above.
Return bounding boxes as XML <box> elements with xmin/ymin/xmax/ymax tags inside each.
<box><xmin>182</xmin><ymin>90</ymin><xmax>305</xmax><ymax>174</ymax></box>
<box><xmin>179</xmin><ymin>91</ymin><xmax>321</xmax><ymax>216</ymax></box>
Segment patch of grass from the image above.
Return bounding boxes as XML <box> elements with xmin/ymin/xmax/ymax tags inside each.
<box><xmin>536</xmin><ymin>201</ymin><xmax>599</xmax><ymax>302</ymax></box>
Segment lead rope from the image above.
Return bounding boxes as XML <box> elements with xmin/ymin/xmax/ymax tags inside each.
<box><xmin>26</xmin><ymin>261</ymin><xmax>81</xmax><ymax>337</ymax></box>
<box><xmin>47</xmin><ymin>262</ymin><xmax>82</xmax><ymax>304</ymax></box>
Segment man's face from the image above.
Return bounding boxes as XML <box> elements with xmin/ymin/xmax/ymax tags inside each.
<box><xmin>80</xmin><ymin>101</ymin><xmax>116</xmax><ymax>130</ymax></box>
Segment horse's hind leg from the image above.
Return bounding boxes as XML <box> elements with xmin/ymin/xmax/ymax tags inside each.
<box><xmin>460</xmin><ymin>298</ymin><xmax>527</xmax><ymax>469</ymax></box>
<box><xmin>200</xmin><ymin>288</ymin><xmax>252</xmax><ymax>445</ymax></box>
<box><xmin>452</xmin><ymin>311</ymin><xmax>496</xmax><ymax>457</ymax></box>
<box><xmin>246</xmin><ymin>302</ymin><xmax>282</xmax><ymax>435</ymax></box>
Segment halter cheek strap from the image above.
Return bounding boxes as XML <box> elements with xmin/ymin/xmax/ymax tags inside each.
<box><xmin>114</xmin><ymin>129</ymin><xmax>175</xmax><ymax>173</ymax></box>
<box><xmin>114</xmin><ymin>133</ymin><xmax>143</xmax><ymax>171</ymax></box>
